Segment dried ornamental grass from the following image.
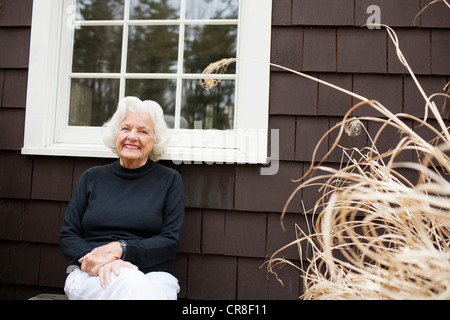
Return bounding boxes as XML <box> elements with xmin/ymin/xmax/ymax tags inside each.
<box><xmin>202</xmin><ymin>23</ymin><xmax>450</xmax><ymax>299</ymax></box>
<box><xmin>269</xmin><ymin>26</ymin><xmax>450</xmax><ymax>299</ymax></box>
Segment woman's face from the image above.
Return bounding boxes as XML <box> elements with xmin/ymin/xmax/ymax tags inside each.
<box><xmin>116</xmin><ymin>111</ymin><xmax>155</xmax><ymax>169</ymax></box>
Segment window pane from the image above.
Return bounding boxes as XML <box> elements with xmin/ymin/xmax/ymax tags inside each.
<box><xmin>72</xmin><ymin>26</ymin><xmax>123</xmax><ymax>73</ymax></box>
<box><xmin>76</xmin><ymin>0</ymin><xmax>125</xmax><ymax>20</ymax></box>
<box><xmin>181</xmin><ymin>79</ymin><xmax>235</xmax><ymax>130</ymax></box>
<box><xmin>127</xmin><ymin>25</ymin><xmax>179</xmax><ymax>73</ymax></box>
<box><xmin>69</xmin><ymin>78</ymin><xmax>120</xmax><ymax>126</ymax></box>
<box><xmin>184</xmin><ymin>24</ymin><xmax>237</xmax><ymax>74</ymax></box>
<box><xmin>125</xmin><ymin>79</ymin><xmax>177</xmax><ymax>128</ymax></box>
<box><xmin>130</xmin><ymin>0</ymin><xmax>181</xmax><ymax>19</ymax></box>
<box><xmin>185</xmin><ymin>0</ymin><xmax>239</xmax><ymax>19</ymax></box>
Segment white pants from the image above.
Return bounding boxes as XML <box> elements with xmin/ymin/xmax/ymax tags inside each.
<box><xmin>64</xmin><ymin>267</ymin><xmax>180</xmax><ymax>300</ymax></box>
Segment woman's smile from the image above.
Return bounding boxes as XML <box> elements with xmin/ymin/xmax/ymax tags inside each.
<box><xmin>124</xmin><ymin>144</ymin><xmax>140</xmax><ymax>150</ymax></box>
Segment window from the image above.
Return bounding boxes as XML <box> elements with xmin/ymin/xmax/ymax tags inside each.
<box><xmin>23</xmin><ymin>0</ymin><xmax>272</xmax><ymax>163</ymax></box>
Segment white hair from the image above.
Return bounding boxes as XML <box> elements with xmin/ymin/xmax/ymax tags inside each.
<box><xmin>103</xmin><ymin>96</ymin><xmax>170</xmax><ymax>162</ymax></box>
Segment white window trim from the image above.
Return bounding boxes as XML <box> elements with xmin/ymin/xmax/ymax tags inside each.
<box><xmin>22</xmin><ymin>0</ymin><xmax>272</xmax><ymax>164</ymax></box>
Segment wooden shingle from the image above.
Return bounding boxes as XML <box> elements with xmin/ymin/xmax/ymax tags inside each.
<box><xmin>317</xmin><ymin>73</ymin><xmax>353</xmax><ymax>116</ymax></box>
<box><xmin>295</xmin><ymin>116</ymin><xmax>329</xmax><ymax>162</ymax></box>
<box><xmin>38</xmin><ymin>244</ymin><xmax>68</xmax><ymax>288</ymax></box>
<box><xmin>0</xmin><ymin>199</ymin><xmax>25</xmax><ymax>241</ymax></box>
<box><xmin>271</xmin><ymin>26</ymin><xmax>303</xmax><ymax>72</ymax></box>
<box><xmin>2</xmin><ymin>69</ymin><xmax>28</xmax><ymax>108</ymax></box>
<box><xmin>269</xmin><ymin>72</ymin><xmax>318</xmax><ymax>115</ymax></box>
<box><xmin>8</xmin><ymin>242</ymin><xmax>40</xmax><ymax>285</ymax></box>
<box><xmin>431</xmin><ymin>29</ymin><xmax>450</xmax><ymax>75</ymax></box>
<box><xmin>201</xmin><ymin>210</ymin><xmax>225</xmax><ymax>255</ymax></box>
<box><xmin>352</xmin><ymin>74</ymin><xmax>403</xmax><ymax>117</ymax></box>
<box><xmin>31</xmin><ymin>157</ymin><xmax>74</xmax><ymax>202</ymax></box>
<box><xmin>388</xmin><ymin>28</ymin><xmax>431</xmax><ymax>75</ymax></box>
<box><xmin>268</xmin><ymin>262</ymin><xmax>301</xmax><ymax>300</ymax></box>
<box><xmin>23</xmin><ymin>201</ymin><xmax>61</xmax><ymax>244</ymax></box>
<box><xmin>0</xmin><ymin>242</ymin><xmax>12</xmax><ymax>283</ymax></box>
<box><xmin>404</xmin><ymin>75</ymin><xmax>450</xmax><ymax>120</ymax></box>
<box><xmin>337</xmin><ymin>27</ymin><xmax>386</xmax><ymax>73</ymax></box>
<box><xmin>224</xmin><ymin>211</ymin><xmax>267</xmax><ymax>258</ymax></box>
<box><xmin>269</xmin><ymin>115</ymin><xmax>296</xmax><ymax>161</ymax></box>
<box><xmin>266</xmin><ymin>212</ymin><xmax>312</xmax><ymax>261</ymax></box>
<box><xmin>367</xmin><ymin>119</ymin><xmax>414</xmax><ymax>163</ymax></box>
<box><xmin>0</xmin><ymin>108</ymin><xmax>25</xmax><ymax>150</ymax></box>
<box><xmin>0</xmin><ymin>0</ymin><xmax>33</xmax><ymax>26</ymax></box>
<box><xmin>181</xmin><ymin>164</ymin><xmax>235</xmax><ymax>210</ymax></box>
<box><xmin>237</xmin><ymin>257</ymin><xmax>268</xmax><ymax>299</ymax></box>
<box><xmin>178</xmin><ymin>209</ymin><xmax>202</xmax><ymax>254</ymax></box>
<box><xmin>0</xmin><ymin>151</ymin><xmax>33</xmax><ymax>199</ymax></box>
<box><xmin>420</xmin><ymin>0</ymin><xmax>450</xmax><ymax>28</ymax></box>
<box><xmin>303</xmin><ymin>27</ymin><xmax>336</xmax><ymax>72</ymax></box>
<box><xmin>0</xmin><ymin>70</ymin><xmax>5</xmax><ymax>102</ymax></box>
<box><xmin>187</xmin><ymin>254</ymin><xmax>237</xmax><ymax>300</ymax></box>
<box><xmin>292</xmin><ymin>0</ymin><xmax>354</xmax><ymax>26</ymax></box>
<box><xmin>272</xmin><ymin>0</ymin><xmax>292</xmax><ymax>26</ymax></box>
<box><xmin>0</xmin><ymin>28</ymin><xmax>30</xmax><ymax>68</ymax></box>
<box><xmin>234</xmin><ymin>162</ymin><xmax>303</xmax><ymax>213</ymax></box>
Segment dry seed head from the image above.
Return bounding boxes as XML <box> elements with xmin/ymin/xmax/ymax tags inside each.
<box><xmin>200</xmin><ymin>58</ymin><xmax>237</xmax><ymax>91</ymax></box>
<box><xmin>344</xmin><ymin>118</ymin><xmax>363</xmax><ymax>137</ymax></box>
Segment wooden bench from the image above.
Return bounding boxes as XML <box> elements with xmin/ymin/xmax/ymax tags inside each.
<box><xmin>29</xmin><ymin>294</ymin><xmax>68</xmax><ymax>300</ymax></box>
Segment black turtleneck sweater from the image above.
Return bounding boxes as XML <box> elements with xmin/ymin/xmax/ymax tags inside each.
<box><xmin>59</xmin><ymin>160</ymin><xmax>185</xmax><ymax>274</ymax></box>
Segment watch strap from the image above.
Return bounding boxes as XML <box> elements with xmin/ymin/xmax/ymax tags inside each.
<box><xmin>118</xmin><ymin>240</ymin><xmax>127</xmax><ymax>260</ymax></box>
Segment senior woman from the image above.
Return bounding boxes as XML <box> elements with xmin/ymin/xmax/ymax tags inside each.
<box><xmin>59</xmin><ymin>97</ymin><xmax>185</xmax><ymax>300</ymax></box>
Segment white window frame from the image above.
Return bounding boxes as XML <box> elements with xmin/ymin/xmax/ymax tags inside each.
<box><xmin>22</xmin><ymin>0</ymin><xmax>272</xmax><ymax>163</ymax></box>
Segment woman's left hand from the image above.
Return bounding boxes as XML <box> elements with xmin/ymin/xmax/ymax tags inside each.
<box><xmin>79</xmin><ymin>242</ymin><xmax>123</xmax><ymax>276</ymax></box>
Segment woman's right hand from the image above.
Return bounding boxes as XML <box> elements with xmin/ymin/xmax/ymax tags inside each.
<box><xmin>79</xmin><ymin>242</ymin><xmax>123</xmax><ymax>276</ymax></box>
<box><xmin>97</xmin><ymin>259</ymin><xmax>139</xmax><ymax>289</ymax></box>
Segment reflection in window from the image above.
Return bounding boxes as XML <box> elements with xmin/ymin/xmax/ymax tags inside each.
<box><xmin>130</xmin><ymin>0</ymin><xmax>180</xmax><ymax>20</ymax></box>
<box><xmin>72</xmin><ymin>26</ymin><xmax>123</xmax><ymax>73</ymax></box>
<box><xmin>69</xmin><ymin>78</ymin><xmax>120</xmax><ymax>126</ymax></box>
<box><xmin>125</xmin><ymin>79</ymin><xmax>177</xmax><ymax>128</ymax></box>
<box><xmin>76</xmin><ymin>0</ymin><xmax>125</xmax><ymax>20</ymax></box>
<box><xmin>184</xmin><ymin>24</ymin><xmax>237</xmax><ymax>74</ymax></box>
<box><xmin>127</xmin><ymin>25</ymin><xmax>179</xmax><ymax>73</ymax></box>
<box><xmin>185</xmin><ymin>0</ymin><xmax>239</xmax><ymax>20</ymax></box>
<box><xmin>181</xmin><ymin>79</ymin><xmax>235</xmax><ymax>130</ymax></box>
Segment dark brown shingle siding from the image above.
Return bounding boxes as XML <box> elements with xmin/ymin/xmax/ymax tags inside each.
<box><xmin>292</xmin><ymin>0</ymin><xmax>354</xmax><ymax>26</ymax></box>
<box><xmin>0</xmin><ymin>28</ymin><xmax>30</xmax><ymax>68</ymax></box>
<box><xmin>0</xmin><ymin>0</ymin><xmax>33</xmax><ymax>27</ymax></box>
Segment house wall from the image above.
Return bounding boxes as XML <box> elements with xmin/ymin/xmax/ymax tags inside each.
<box><xmin>0</xmin><ymin>0</ymin><xmax>449</xmax><ymax>299</ymax></box>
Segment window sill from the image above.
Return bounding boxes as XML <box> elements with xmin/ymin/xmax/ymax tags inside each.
<box><xmin>21</xmin><ymin>143</ymin><xmax>268</xmax><ymax>164</ymax></box>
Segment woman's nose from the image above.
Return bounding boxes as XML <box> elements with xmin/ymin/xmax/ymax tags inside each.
<box><xmin>127</xmin><ymin>130</ymin><xmax>138</xmax><ymax>141</ymax></box>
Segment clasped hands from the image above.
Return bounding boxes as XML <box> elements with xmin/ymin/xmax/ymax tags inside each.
<box><xmin>79</xmin><ymin>242</ymin><xmax>138</xmax><ymax>289</ymax></box>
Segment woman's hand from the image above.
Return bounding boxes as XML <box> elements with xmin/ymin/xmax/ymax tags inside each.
<box><xmin>98</xmin><ymin>259</ymin><xmax>138</xmax><ymax>289</ymax></box>
<box><xmin>79</xmin><ymin>242</ymin><xmax>123</xmax><ymax>276</ymax></box>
